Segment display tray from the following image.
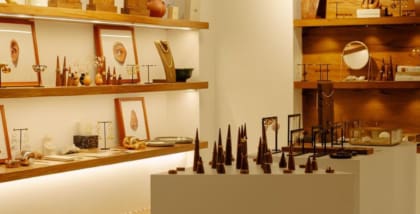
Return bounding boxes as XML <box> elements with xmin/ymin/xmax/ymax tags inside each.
<box><xmin>146</xmin><ymin>141</ymin><xmax>175</xmax><ymax>147</ymax></box>
<box><xmin>154</xmin><ymin>136</ymin><xmax>193</xmax><ymax>144</ymax></box>
<box><xmin>281</xmin><ymin>145</ymin><xmax>374</xmax><ymax>155</ymax></box>
<box><xmin>349</xmin><ymin>141</ymin><xmax>401</xmax><ymax>147</ymax></box>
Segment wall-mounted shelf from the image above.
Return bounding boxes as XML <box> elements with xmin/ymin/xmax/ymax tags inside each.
<box><xmin>294</xmin><ymin>81</ymin><xmax>420</xmax><ymax>89</ymax></box>
<box><xmin>0</xmin><ymin>142</ymin><xmax>208</xmax><ymax>183</ymax></box>
<box><xmin>0</xmin><ymin>82</ymin><xmax>208</xmax><ymax>98</ymax></box>
<box><xmin>0</xmin><ymin>3</ymin><xmax>209</xmax><ymax>30</ymax></box>
<box><xmin>294</xmin><ymin>17</ymin><xmax>420</xmax><ymax>27</ymax></box>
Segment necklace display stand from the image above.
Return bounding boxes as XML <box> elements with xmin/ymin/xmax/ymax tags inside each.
<box><xmin>154</xmin><ymin>40</ymin><xmax>176</xmax><ymax>83</ymax></box>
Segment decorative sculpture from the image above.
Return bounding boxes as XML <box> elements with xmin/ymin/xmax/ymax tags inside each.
<box><xmin>193</xmin><ymin>129</ymin><xmax>200</xmax><ymax>171</ymax></box>
<box><xmin>236</xmin><ymin>127</ymin><xmax>243</xmax><ymax>169</ymax></box>
<box><xmin>279</xmin><ymin>151</ymin><xmax>287</xmax><ymax>168</ymax></box>
<box><xmin>304</xmin><ymin>156</ymin><xmax>313</xmax><ymax>173</ymax></box>
<box><xmin>240</xmin><ymin>153</ymin><xmax>249</xmax><ymax>174</ymax></box>
<box><xmin>196</xmin><ymin>157</ymin><xmax>205</xmax><ymax>174</ymax></box>
<box><xmin>211</xmin><ymin>141</ymin><xmax>217</xmax><ymax>169</ymax></box>
<box><xmin>225</xmin><ymin>125</ymin><xmax>233</xmax><ymax>165</ymax></box>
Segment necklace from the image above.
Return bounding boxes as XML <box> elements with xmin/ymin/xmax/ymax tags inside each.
<box><xmin>158</xmin><ymin>40</ymin><xmax>173</xmax><ymax>68</ymax></box>
<box><xmin>321</xmin><ymin>90</ymin><xmax>335</xmax><ymax>98</ymax></box>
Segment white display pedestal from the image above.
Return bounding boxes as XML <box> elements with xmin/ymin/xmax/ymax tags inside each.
<box><xmin>417</xmin><ymin>152</ymin><xmax>420</xmax><ymax>214</ymax></box>
<box><xmin>273</xmin><ymin>143</ymin><xmax>416</xmax><ymax>214</ymax></box>
<box><xmin>151</xmin><ymin>164</ymin><xmax>355</xmax><ymax>214</ymax></box>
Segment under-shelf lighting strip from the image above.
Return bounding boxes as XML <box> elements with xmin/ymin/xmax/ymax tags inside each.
<box><xmin>0</xmin><ymin>13</ymin><xmax>194</xmax><ymax>31</ymax></box>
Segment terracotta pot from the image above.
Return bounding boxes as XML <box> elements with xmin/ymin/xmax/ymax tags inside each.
<box><xmin>147</xmin><ymin>0</ymin><xmax>166</xmax><ymax>17</ymax></box>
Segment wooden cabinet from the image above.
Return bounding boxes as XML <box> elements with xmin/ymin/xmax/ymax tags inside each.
<box><xmin>0</xmin><ymin>4</ymin><xmax>209</xmax><ymax>182</ymax></box>
<box><xmin>295</xmin><ymin>17</ymin><xmax>420</xmax><ymax>133</ymax></box>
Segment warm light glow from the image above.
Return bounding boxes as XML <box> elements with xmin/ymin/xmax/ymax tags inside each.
<box><xmin>0</xmin><ymin>13</ymin><xmax>194</xmax><ymax>31</ymax></box>
<box><xmin>0</xmin><ymin>29</ymin><xmax>31</xmax><ymax>34</ymax></box>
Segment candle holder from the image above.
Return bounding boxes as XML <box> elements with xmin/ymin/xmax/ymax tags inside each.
<box><xmin>32</xmin><ymin>64</ymin><xmax>47</xmax><ymax>87</ymax></box>
<box><xmin>0</xmin><ymin>64</ymin><xmax>11</xmax><ymax>88</ymax></box>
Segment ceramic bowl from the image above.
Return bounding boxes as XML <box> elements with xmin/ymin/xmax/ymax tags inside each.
<box><xmin>175</xmin><ymin>68</ymin><xmax>193</xmax><ymax>82</ymax></box>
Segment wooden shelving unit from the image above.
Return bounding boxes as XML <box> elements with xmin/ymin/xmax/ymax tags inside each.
<box><xmin>0</xmin><ymin>3</ymin><xmax>209</xmax><ymax>29</ymax></box>
<box><xmin>294</xmin><ymin>16</ymin><xmax>420</xmax><ymax>27</ymax></box>
<box><xmin>294</xmin><ymin>81</ymin><xmax>420</xmax><ymax>89</ymax></box>
<box><xmin>0</xmin><ymin>142</ymin><xmax>208</xmax><ymax>183</ymax></box>
<box><xmin>0</xmin><ymin>82</ymin><xmax>208</xmax><ymax>98</ymax></box>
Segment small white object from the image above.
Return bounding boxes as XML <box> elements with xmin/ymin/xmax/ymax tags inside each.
<box><xmin>379</xmin><ymin>131</ymin><xmax>390</xmax><ymax>138</ymax></box>
<box><xmin>357</xmin><ymin>9</ymin><xmax>381</xmax><ymax>18</ymax></box>
<box><xmin>167</xmin><ymin>6</ymin><xmax>179</xmax><ymax>19</ymax></box>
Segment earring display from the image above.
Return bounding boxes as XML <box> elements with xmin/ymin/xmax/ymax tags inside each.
<box><xmin>97</xmin><ymin>121</ymin><xmax>113</xmax><ymax>150</ymax></box>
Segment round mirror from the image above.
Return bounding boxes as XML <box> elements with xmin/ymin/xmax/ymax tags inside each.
<box><xmin>342</xmin><ymin>41</ymin><xmax>369</xmax><ymax>70</ymax></box>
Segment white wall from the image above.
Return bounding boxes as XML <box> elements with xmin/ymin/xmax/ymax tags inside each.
<box><xmin>205</xmin><ymin>0</ymin><xmax>295</xmax><ymax>154</ymax></box>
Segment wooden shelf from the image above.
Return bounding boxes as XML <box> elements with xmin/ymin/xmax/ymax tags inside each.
<box><xmin>294</xmin><ymin>81</ymin><xmax>420</xmax><ymax>89</ymax></box>
<box><xmin>0</xmin><ymin>82</ymin><xmax>208</xmax><ymax>98</ymax></box>
<box><xmin>0</xmin><ymin>4</ymin><xmax>209</xmax><ymax>30</ymax></box>
<box><xmin>0</xmin><ymin>142</ymin><xmax>208</xmax><ymax>183</ymax></box>
<box><xmin>294</xmin><ymin>16</ymin><xmax>420</xmax><ymax>27</ymax></box>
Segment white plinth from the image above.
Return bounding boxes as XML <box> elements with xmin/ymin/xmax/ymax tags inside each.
<box><xmin>417</xmin><ymin>152</ymin><xmax>420</xmax><ymax>214</ymax></box>
<box><xmin>151</xmin><ymin>164</ymin><xmax>355</xmax><ymax>214</ymax></box>
<box><xmin>273</xmin><ymin>143</ymin><xmax>416</xmax><ymax>214</ymax></box>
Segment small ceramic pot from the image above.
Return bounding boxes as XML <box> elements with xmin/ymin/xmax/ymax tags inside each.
<box><xmin>147</xmin><ymin>0</ymin><xmax>166</xmax><ymax>17</ymax></box>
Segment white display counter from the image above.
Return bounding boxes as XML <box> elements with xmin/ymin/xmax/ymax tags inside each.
<box><xmin>151</xmin><ymin>164</ymin><xmax>355</xmax><ymax>214</ymax></box>
<box><xmin>273</xmin><ymin>143</ymin><xmax>417</xmax><ymax>214</ymax></box>
<box><xmin>417</xmin><ymin>151</ymin><xmax>420</xmax><ymax>214</ymax></box>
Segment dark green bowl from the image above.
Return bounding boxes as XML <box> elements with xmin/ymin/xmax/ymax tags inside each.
<box><xmin>175</xmin><ymin>68</ymin><xmax>193</xmax><ymax>82</ymax></box>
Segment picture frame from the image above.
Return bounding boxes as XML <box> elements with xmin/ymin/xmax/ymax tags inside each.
<box><xmin>94</xmin><ymin>25</ymin><xmax>141</xmax><ymax>84</ymax></box>
<box><xmin>115</xmin><ymin>97</ymin><xmax>150</xmax><ymax>145</ymax></box>
<box><xmin>0</xmin><ymin>105</ymin><xmax>11</xmax><ymax>163</ymax></box>
<box><xmin>0</xmin><ymin>18</ymin><xmax>41</xmax><ymax>87</ymax></box>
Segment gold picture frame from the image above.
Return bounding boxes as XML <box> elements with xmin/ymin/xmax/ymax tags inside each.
<box><xmin>94</xmin><ymin>25</ymin><xmax>141</xmax><ymax>84</ymax></box>
<box><xmin>0</xmin><ymin>105</ymin><xmax>11</xmax><ymax>163</ymax></box>
<box><xmin>0</xmin><ymin>18</ymin><xmax>41</xmax><ymax>87</ymax></box>
<box><xmin>115</xmin><ymin>97</ymin><xmax>150</xmax><ymax>145</ymax></box>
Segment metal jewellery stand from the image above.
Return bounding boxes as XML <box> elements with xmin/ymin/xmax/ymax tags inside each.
<box><xmin>13</xmin><ymin>128</ymin><xmax>28</xmax><ymax>152</ymax></box>
<box><xmin>98</xmin><ymin>121</ymin><xmax>112</xmax><ymax>150</ymax></box>
<box><xmin>287</xmin><ymin>114</ymin><xmax>306</xmax><ymax>156</ymax></box>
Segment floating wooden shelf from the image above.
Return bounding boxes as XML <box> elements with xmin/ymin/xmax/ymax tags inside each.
<box><xmin>294</xmin><ymin>17</ymin><xmax>420</xmax><ymax>27</ymax></box>
<box><xmin>0</xmin><ymin>142</ymin><xmax>208</xmax><ymax>183</ymax></box>
<box><xmin>294</xmin><ymin>81</ymin><xmax>420</xmax><ymax>89</ymax></box>
<box><xmin>0</xmin><ymin>82</ymin><xmax>208</xmax><ymax>98</ymax></box>
<box><xmin>0</xmin><ymin>3</ymin><xmax>209</xmax><ymax>30</ymax></box>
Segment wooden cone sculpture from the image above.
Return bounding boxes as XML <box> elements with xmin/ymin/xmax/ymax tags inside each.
<box><xmin>312</xmin><ymin>155</ymin><xmax>318</xmax><ymax>171</ymax></box>
<box><xmin>217</xmin><ymin>128</ymin><xmax>225</xmax><ymax>164</ymax></box>
<box><xmin>196</xmin><ymin>157</ymin><xmax>205</xmax><ymax>174</ymax></box>
<box><xmin>236</xmin><ymin>127</ymin><xmax>243</xmax><ymax>169</ymax></box>
<box><xmin>240</xmin><ymin>153</ymin><xmax>249</xmax><ymax>174</ymax></box>
<box><xmin>279</xmin><ymin>151</ymin><xmax>287</xmax><ymax>168</ymax></box>
<box><xmin>193</xmin><ymin>129</ymin><xmax>200</xmax><ymax>171</ymax></box>
<box><xmin>225</xmin><ymin>124</ymin><xmax>233</xmax><ymax>165</ymax></box>
<box><xmin>211</xmin><ymin>141</ymin><xmax>217</xmax><ymax>169</ymax></box>
<box><xmin>256</xmin><ymin>138</ymin><xmax>262</xmax><ymax>165</ymax></box>
<box><xmin>216</xmin><ymin>163</ymin><xmax>225</xmax><ymax>174</ymax></box>
<box><xmin>287</xmin><ymin>145</ymin><xmax>295</xmax><ymax>171</ymax></box>
<box><xmin>242</xmin><ymin>125</ymin><xmax>248</xmax><ymax>155</ymax></box>
<box><xmin>305</xmin><ymin>156</ymin><xmax>313</xmax><ymax>173</ymax></box>
<box><xmin>263</xmin><ymin>152</ymin><xmax>272</xmax><ymax>174</ymax></box>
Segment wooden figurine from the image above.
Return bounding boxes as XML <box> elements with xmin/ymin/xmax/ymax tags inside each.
<box><xmin>225</xmin><ymin>125</ymin><xmax>233</xmax><ymax>165</ymax></box>
<box><xmin>62</xmin><ymin>56</ymin><xmax>68</xmax><ymax>86</ymax></box>
<box><xmin>121</xmin><ymin>0</ymin><xmax>149</xmax><ymax>16</ymax></box>
<box><xmin>154</xmin><ymin>40</ymin><xmax>176</xmax><ymax>83</ymax></box>
<box><xmin>112</xmin><ymin>67</ymin><xmax>117</xmax><ymax>85</ymax></box>
<box><xmin>256</xmin><ymin>138</ymin><xmax>262</xmax><ymax>165</ymax></box>
<box><xmin>55</xmin><ymin>56</ymin><xmax>61</xmax><ymax>86</ymax></box>
<box><xmin>48</xmin><ymin>0</ymin><xmax>82</xmax><ymax>9</ymax></box>
<box><xmin>287</xmin><ymin>144</ymin><xmax>295</xmax><ymax>171</ymax></box>
<box><xmin>193</xmin><ymin>129</ymin><xmax>200</xmax><ymax>172</ymax></box>
<box><xmin>217</xmin><ymin>128</ymin><xmax>225</xmax><ymax>164</ymax></box>
<box><xmin>87</xmin><ymin>0</ymin><xmax>117</xmax><ymax>12</ymax></box>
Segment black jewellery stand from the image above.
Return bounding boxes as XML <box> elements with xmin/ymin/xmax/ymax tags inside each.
<box><xmin>330</xmin><ymin>123</ymin><xmax>353</xmax><ymax>159</ymax></box>
<box><xmin>287</xmin><ymin>114</ymin><xmax>306</xmax><ymax>156</ymax></box>
<box><xmin>98</xmin><ymin>121</ymin><xmax>112</xmax><ymax>150</ymax></box>
<box><xmin>262</xmin><ymin>116</ymin><xmax>280</xmax><ymax>153</ymax></box>
<box><xmin>142</xmin><ymin>64</ymin><xmax>157</xmax><ymax>84</ymax></box>
<box><xmin>290</xmin><ymin>128</ymin><xmax>305</xmax><ymax>156</ymax></box>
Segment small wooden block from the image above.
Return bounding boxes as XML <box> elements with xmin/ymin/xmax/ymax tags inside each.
<box><xmin>48</xmin><ymin>0</ymin><xmax>82</xmax><ymax>9</ymax></box>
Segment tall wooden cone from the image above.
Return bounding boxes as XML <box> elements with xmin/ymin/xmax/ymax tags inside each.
<box><xmin>287</xmin><ymin>144</ymin><xmax>295</xmax><ymax>171</ymax></box>
<box><xmin>305</xmin><ymin>156</ymin><xmax>313</xmax><ymax>173</ymax></box>
<box><xmin>256</xmin><ymin>138</ymin><xmax>262</xmax><ymax>165</ymax></box>
<box><xmin>196</xmin><ymin>156</ymin><xmax>205</xmax><ymax>174</ymax></box>
<box><xmin>279</xmin><ymin>151</ymin><xmax>287</xmax><ymax>168</ymax></box>
<box><xmin>236</xmin><ymin>127</ymin><xmax>242</xmax><ymax>169</ymax></box>
<box><xmin>240</xmin><ymin>153</ymin><xmax>249</xmax><ymax>174</ymax></box>
<box><xmin>211</xmin><ymin>141</ymin><xmax>217</xmax><ymax>169</ymax></box>
<box><xmin>225</xmin><ymin>124</ymin><xmax>233</xmax><ymax>165</ymax></box>
<box><xmin>55</xmin><ymin>56</ymin><xmax>61</xmax><ymax>86</ymax></box>
<box><xmin>193</xmin><ymin>129</ymin><xmax>200</xmax><ymax>171</ymax></box>
<box><xmin>312</xmin><ymin>155</ymin><xmax>318</xmax><ymax>171</ymax></box>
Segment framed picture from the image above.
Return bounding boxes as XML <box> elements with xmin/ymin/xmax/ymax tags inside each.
<box><xmin>115</xmin><ymin>97</ymin><xmax>150</xmax><ymax>144</ymax></box>
<box><xmin>94</xmin><ymin>25</ymin><xmax>140</xmax><ymax>84</ymax></box>
<box><xmin>262</xmin><ymin>116</ymin><xmax>279</xmax><ymax>152</ymax></box>
<box><xmin>0</xmin><ymin>105</ymin><xmax>11</xmax><ymax>163</ymax></box>
<box><xmin>0</xmin><ymin>18</ymin><xmax>41</xmax><ymax>87</ymax></box>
